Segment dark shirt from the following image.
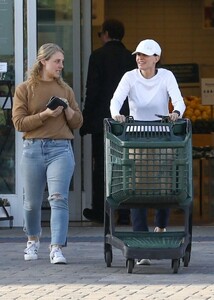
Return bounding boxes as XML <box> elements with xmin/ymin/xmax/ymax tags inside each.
<box><xmin>80</xmin><ymin>40</ymin><xmax>137</xmax><ymax>135</ymax></box>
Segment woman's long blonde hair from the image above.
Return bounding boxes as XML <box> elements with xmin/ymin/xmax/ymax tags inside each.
<box><xmin>27</xmin><ymin>43</ymin><xmax>67</xmax><ymax>93</ymax></box>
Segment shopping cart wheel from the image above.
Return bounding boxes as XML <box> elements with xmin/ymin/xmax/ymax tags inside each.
<box><xmin>171</xmin><ymin>259</ymin><xmax>180</xmax><ymax>274</ymax></box>
<box><xmin>105</xmin><ymin>249</ymin><xmax>112</xmax><ymax>267</ymax></box>
<box><xmin>182</xmin><ymin>250</ymin><xmax>190</xmax><ymax>267</ymax></box>
<box><xmin>126</xmin><ymin>259</ymin><xmax>134</xmax><ymax>274</ymax></box>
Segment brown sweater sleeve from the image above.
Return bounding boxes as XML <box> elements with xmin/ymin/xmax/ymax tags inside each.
<box><xmin>12</xmin><ymin>80</ymin><xmax>83</xmax><ymax>140</ymax></box>
<box><xmin>12</xmin><ymin>82</ymin><xmax>44</xmax><ymax>132</ymax></box>
<box><xmin>64</xmin><ymin>87</ymin><xmax>83</xmax><ymax>130</ymax></box>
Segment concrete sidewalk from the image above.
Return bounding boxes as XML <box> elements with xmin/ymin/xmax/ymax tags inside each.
<box><xmin>0</xmin><ymin>224</ymin><xmax>214</xmax><ymax>300</ymax></box>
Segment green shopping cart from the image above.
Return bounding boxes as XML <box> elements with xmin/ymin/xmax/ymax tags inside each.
<box><xmin>104</xmin><ymin>117</ymin><xmax>193</xmax><ymax>273</ymax></box>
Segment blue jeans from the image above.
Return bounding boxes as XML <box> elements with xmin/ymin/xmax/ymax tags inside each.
<box><xmin>21</xmin><ymin>139</ymin><xmax>75</xmax><ymax>246</ymax></box>
<box><xmin>131</xmin><ymin>208</ymin><xmax>170</xmax><ymax>231</ymax></box>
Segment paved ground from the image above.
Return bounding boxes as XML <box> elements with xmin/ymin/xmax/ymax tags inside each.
<box><xmin>0</xmin><ymin>224</ymin><xmax>214</xmax><ymax>300</ymax></box>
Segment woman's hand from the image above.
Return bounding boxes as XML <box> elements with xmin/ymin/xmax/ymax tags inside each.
<box><xmin>49</xmin><ymin>106</ymin><xmax>65</xmax><ymax>116</ymax></box>
<box><xmin>112</xmin><ymin>114</ymin><xmax>126</xmax><ymax>123</ymax></box>
<box><xmin>168</xmin><ymin>112</ymin><xmax>179</xmax><ymax>122</ymax></box>
<box><xmin>57</xmin><ymin>98</ymin><xmax>75</xmax><ymax>120</ymax></box>
<box><xmin>59</xmin><ymin>98</ymin><xmax>69</xmax><ymax>108</ymax></box>
<box><xmin>39</xmin><ymin>106</ymin><xmax>64</xmax><ymax>121</ymax></box>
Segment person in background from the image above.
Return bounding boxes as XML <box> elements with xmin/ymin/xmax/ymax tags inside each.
<box><xmin>110</xmin><ymin>39</ymin><xmax>186</xmax><ymax>265</ymax></box>
<box><xmin>12</xmin><ymin>43</ymin><xmax>83</xmax><ymax>264</ymax></box>
<box><xmin>80</xmin><ymin>19</ymin><xmax>136</xmax><ymax>224</ymax></box>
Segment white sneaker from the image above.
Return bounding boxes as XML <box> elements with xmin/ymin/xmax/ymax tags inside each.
<box><xmin>50</xmin><ymin>246</ymin><xmax>66</xmax><ymax>264</ymax></box>
<box><xmin>137</xmin><ymin>259</ymin><xmax>151</xmax><ymax>265</ymax></box>
<box><xmin>24</xmin><ymin>241</ymin><xmax>40</xmax><ymax>261</ymax></box>
<box><xmin>154</xmin><ymin>227</ymin><xmax>166</xmax><ymax>232</ymax></box>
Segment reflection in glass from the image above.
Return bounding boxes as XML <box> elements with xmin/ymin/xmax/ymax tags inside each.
<box><xmin>0</xmin><ymin>0</ymin><xmax>15</xmax><ymax>194</ymax></box>
<box><xmin>37</xmin><ymin>0</ymin><xmax>73</xmax><ymax>85</ymax></box>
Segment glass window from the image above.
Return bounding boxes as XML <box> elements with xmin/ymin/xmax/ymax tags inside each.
<box><xmin>37</xmin><ymin>0</ymin><xmax>73</xmax><ymax>85</ymax></box>
<box><xmin>37</xmin><ymin>1</ymin><xmax>74</xmax><ymax>212</ymax></box>
<box><xmin>0</xmin><ymin>0</ymin><xmax>15</xmax><ymax>194</ymax></box>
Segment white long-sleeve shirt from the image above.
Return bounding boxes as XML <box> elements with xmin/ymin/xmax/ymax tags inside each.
<box><xmin>110</xmin><ymin>68</ymin><xmax>186</xmax><ymax>121</ymax></box>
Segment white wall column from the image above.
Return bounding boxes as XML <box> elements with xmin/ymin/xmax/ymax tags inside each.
<box><xmin>13</xmin><ymin>0</ymin><xmax>24</xmax><ymax>226</ymax></box>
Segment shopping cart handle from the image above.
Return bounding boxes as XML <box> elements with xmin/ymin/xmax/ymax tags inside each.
<box><xmin>155</xmin><ymin>114</ymin><xmax>169</xmax><ymax>118</ymax></box>
<box><xmin>155</xmin><ymin>114</ymin><xmax>170</xmax><ymax>122</ymax></box>
<box><xmin>125</xmin><ymin>116</ymin><xmax>134</xmax><ymax>123</ymax></box>
<box><xmin>104</xmin><ymin>116</ymin><xmax>133</xmax><ymax>128</ymax></box>
<box><xmin>104</xmin><ymin>118</ymin><xmax>124</xmax><ymax>135</ymax></box>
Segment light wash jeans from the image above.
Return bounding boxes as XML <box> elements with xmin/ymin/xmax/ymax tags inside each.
<box><xmin>21</xmin><ymin>139</ymin><xmax>75</xmax><ymax>246</ymax></box>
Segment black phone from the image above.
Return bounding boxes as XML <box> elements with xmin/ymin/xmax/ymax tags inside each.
<box><xmin>46</xmin><ymin>96</ymin><xmax>68</xmax><ymax>110</ymax></box>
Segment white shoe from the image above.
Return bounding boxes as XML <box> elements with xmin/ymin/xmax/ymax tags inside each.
<box><xmin>24</xmin><ymin>241</ymin><xmax>40</xmax><ymax>261</ymax></box>
<box><xmin>136</xmin><ymin>229</ymin><xmax>166</xmax><ymax>266</ymax></box>
<box><xmin>136</xmin><ymin>259</ymin><xmax>151</xmax><ymax>265</ymax></box>
<box><xmin>154</xmin><ymin>227</ymin><xmax>166</xmax><ymax>232</ymax></box>
<box><xmin>50</xmin><ymin>246</ymin><xmax>66</xmax><ymax>264</ymax></box>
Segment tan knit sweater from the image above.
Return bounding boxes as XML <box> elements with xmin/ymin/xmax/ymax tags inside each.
<box><xmin>12</xmin><ymin>79</ymin><xmax>83</xmax><ymax>139</ymax></box>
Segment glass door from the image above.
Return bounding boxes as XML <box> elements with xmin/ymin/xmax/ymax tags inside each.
<box><xmin>35</xmin><ymin>0</ymin><xmax>91</xmax><ymax>221</ymax></box>
<box><xmin>37</xmin><ymin>0</ymin><xmax>73</xmax><ymax>84</ymax></box>
<box><xmin>0</xmin><ymin>0</ymin><xmax>91</xmax><ymax>226</ymax></box>
<box><xmin>0</xmin><ymin>0</ymin><xmax>24</xmax><ymax>226</ymax></box>
<box><xmin>0</xmin><ymin>0</ymin><xmax>15</xmax><ymax>195</ymax></box>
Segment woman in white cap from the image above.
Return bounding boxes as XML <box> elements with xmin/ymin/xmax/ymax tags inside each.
<box><xmin>110</xmin><ymin>39</ymin><xmax>186</xmax><ymax>265</ymax></box>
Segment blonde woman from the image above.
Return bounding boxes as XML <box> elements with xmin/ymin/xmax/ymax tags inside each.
<box><xmin>12</xmin><ymin>43</ymin><xmax>83</xmax><ymax>264</ymax></box>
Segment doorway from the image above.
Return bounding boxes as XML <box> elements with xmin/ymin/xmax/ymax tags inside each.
<box><xmin>34</xmin><ymin>0</ymin><xmax>92</xmax><ymax>222</ymax></box>
<box><xmin>0</xmin><ymin>0</ymin><xmax>92</xmax><ymax>226</ymax></box>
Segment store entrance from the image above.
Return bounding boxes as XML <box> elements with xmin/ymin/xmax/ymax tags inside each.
<box><xmin>0</xmin><ymin>0</ymin><xmax>92</xmax><ymax>226</ymax></box>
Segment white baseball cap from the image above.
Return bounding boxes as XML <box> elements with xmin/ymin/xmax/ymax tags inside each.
<box><xmin>132</xmin><ymin>39</ymin><xmax>161</xmax><ymax>56</ymax></box>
